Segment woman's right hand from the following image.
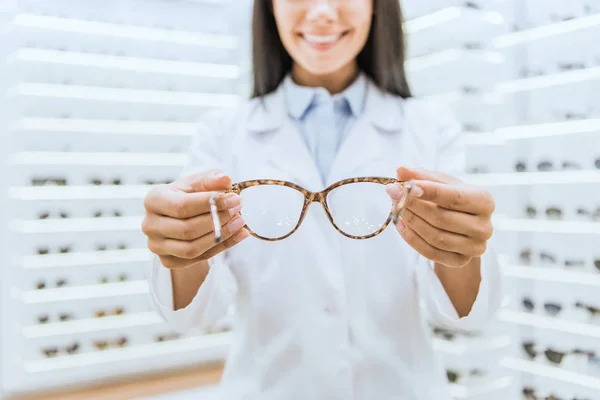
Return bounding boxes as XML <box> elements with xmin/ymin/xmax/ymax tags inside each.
<box><xmin>141</xmin><ymin>169</ymin><xmax>249</xmax><ymax>269</ymax></box>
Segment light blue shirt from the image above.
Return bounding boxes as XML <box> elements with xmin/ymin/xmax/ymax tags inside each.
<box><xmin>283</xmin><ymin>73</ymin><xmax>367</xmax><ymax>184</ymax></box>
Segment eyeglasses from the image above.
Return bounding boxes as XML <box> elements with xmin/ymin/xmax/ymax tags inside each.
<box><xmin>155</xmin><ymin>333</ymin><xmax>181</xmax><ymax>342</ymax></box>
<box><xmin>37</xmin><ymin>312</ymin><xmax>72</xmax><ymax>324</ymax></box>
<box><xmin>38</xmin><ymin>210</ymin><xmax>70</xmax><ymax>219</ymax></box>
<box><xmin>31</xmin><ymin>177</ymin><xmax>67</xmax><ymax>186</ymax></box>
<box><xmin>36</xmin><ymin>245</ymin><xmax>72</xmax><ymax>255</ymax></box>
<box><xmin>519</xmin><ymin>249</ymin><xmax>556</xmax><ymax>265</ymax></box>
<box><xmin>35</xmin><ymin>278</ymin><xmax>68</xmax><ymax>290</ymax></box>
<box><xmin>99</xmin><ymin>273</ymin><xmax>128</xmax><ymax>284</ymax></box>
<box><xmin>42</xmin><ymin>342</ymin><xmax>80</xmax><ymax>358</ymax></box>
<box><xmin>575</xmin><ymin>301</ymin><xmax>600</xmax><ymax>318</ymax></box>
<box><xmin>523</xmin><ymin>341</ymin><xmax>598</xmax><ymax>366</ymax></box>
<box><xmin>214</xmin><ymin>177</ymin><xmax>412</xmax><ymax>241</ymax></box>
<box><xmin>89</xmin><ymin>177</ymin><xmax>122</xmax><ymax>186</ymax></box>
<box><xmin>521</xmin><ymin>297</ymin><xmax>562</xmax><ymax>316</ymax></box>
<box><xmin>94</xmin><ymin>307</ymin><xmax>125</xmax><ymax>318</ymax></box>
<box><xmin>446</xmin><ymin>368</ymin><xmax>485</xmax><ymax>384</ymax></box>
<box><xmin>525</xmin><ymin>205</ymin><xmax>563</xmax><ymax>219</ymax></box>
<box><xmin>92</xmin><ymin>210</ymin><xmax>123</xmax><ymax>218</ymax></box>
<box><xmin>93</xmin><ymin>336</ymin><xmax>128</xmax><ymax>351</ymax></box>
<box><xmin>95</xmin><ymin>242</ymin><xmax>128</xmax><ymax>251</ymax></box>
<box><xmin>522</xmin><ymin>387</ymin><xmax>564</xmax><ymax>400</ymax></box>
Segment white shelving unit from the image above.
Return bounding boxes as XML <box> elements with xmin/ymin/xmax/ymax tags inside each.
<box><xmin>407</xmin><ymin>1</ymin><xmax>600</xmax><ymax>399</ymax></box>
<box><xmin>1</xmin><ymin>0</ymin><xmax>245</xmax><ymax>397</ymax></box>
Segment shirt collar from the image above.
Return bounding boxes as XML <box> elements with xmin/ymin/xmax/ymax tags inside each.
<box><xmin>283</xmin><ymin>72</ymin><xmax>367</xmax><ymax>120</ymax></box>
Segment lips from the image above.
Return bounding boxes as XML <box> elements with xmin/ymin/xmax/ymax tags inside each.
<box><xmin>302</xmin><ymin>33</ymin><xmax>343</xmax><ymax>44</ymax></box>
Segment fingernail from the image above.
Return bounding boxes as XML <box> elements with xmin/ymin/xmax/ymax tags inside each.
<box><xmin>229</xmin><ymin>204</ymin><xmax>242</xmax><ymax>217</ymax></box>
<box><xmin>228</xmin><ymin>217</ymin><xmax>245</xmax><ymax>232</ymax></box>
<box><xmin>223</xmin><ymin>193</ymin><xmax>241</xmax><ymax>208</ymax></box>
<box><xmin>411</xmin><ymin>185</ymin><xmax>424</xmax><ymax>198</ymax></box>
<box><xmin>233</xmin><ymin>228</ymin><xmax>249</xmax><ymax>242</ymax></box>
<box><xmin>211</xmin><ymin>170</ymin><xmax>226</xmax><ymax>179</ymax></box>
<box><xmin>385</xmin><ymin>184</ymin><xmax>405</xmax><ymax>201</ymax></box>
<box><xmin>396</xmin><ymin>217</ymin><xmax>406</xmax><ymax>232</ymax></box>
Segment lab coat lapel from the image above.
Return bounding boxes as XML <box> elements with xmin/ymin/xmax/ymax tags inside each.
<box><xmin>327</xmin><ymin>79</ymin><xmax>405</xmax><ymax>184</ymax></box>
<box><xmin>246</xmin><ymin>86</ymin><xmax>324</xmax><ymax>191</ymax></box>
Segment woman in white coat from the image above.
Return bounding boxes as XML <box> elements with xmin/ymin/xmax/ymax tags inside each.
<box><xmin>142</xmin><ymin>0</ymin><xmax>502</xmax><ymax>399</ymax></box>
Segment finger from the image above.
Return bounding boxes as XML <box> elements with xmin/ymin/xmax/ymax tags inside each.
<box><xmin>174</xmin><ymin>169</ymin><xmax>232</xmax><ymax>193</ymax></box>
<box><xmin>144</xmin><ymin>185</ymin><xmax>241</xmax><ymax>219</ymax></box>
<box><xmin>158</xmin><ymin>229</ymin><xmax>249</xmax><ymax>269</ymax></box>
<box><xmin>395</xmin><ymin>219</ymin><xmax>471</xmax><ymax>268</ymax></box>
<box><xmin>407</xmin><ymin>181</ymin><xmax>494</xmax><ymax>215</ymax></box>
<box><xmin>148</xmin><ymin>214</ymin><xmax>246</xmax><ymax>259</ymax></box>
<box><xmin>142</xmin><ymin>205</ymin><xmax>241</xmax><ymax>241</ymax></box>
<box><xmin>396</xmin><ymin>166</ymin><xmax>461</xmax><ymax>184</ymax></box>
<box><xmin>405</xmin><ymin>198</ymin><xmax>493</xmax><ymax>239</ymax></box>
<box><xmin>400</xmin><ymin>209</ymin><xmax>486</xmax><ymax>257</ymax></box>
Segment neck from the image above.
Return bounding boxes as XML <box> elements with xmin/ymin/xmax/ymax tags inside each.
<box><xmin>291</xmin><ymin>62</ymin><xmax>359</xmax><ymax>95</ymax></box>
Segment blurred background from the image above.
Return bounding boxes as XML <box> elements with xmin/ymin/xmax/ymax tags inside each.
<box><xmin>1</xmin><ymin>0</ymin><xmax>599</xmax><ymax>399</ymax></box>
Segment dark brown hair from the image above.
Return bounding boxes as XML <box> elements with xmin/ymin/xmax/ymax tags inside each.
<box><xmin>250</xmin><ymin>0</ymin><xmax>412</xmax><ymax>99</ymax></box>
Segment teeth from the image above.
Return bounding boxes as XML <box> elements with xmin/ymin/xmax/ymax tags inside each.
<box><xmin>303</xmin><ymin>34</ymin><xmax>341</xmax><ymax>44</ymax></box>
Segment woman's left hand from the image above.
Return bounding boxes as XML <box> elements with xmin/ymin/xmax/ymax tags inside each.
<box><xmin>386</xmin><ymin>167</ymin><xmax>495</xmax><ymax>268</ymax></box>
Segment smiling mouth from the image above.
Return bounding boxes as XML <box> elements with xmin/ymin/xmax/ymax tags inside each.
<box><xmin>300</xmin><ymin>31</ymin><xmax>349</xmax><ymax>48</ymax></box>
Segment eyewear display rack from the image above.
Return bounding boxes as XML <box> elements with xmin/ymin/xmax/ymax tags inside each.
<box><xmin>405</xmin><ymin>0</ymin><xmax>600</xmax><ymax>400</ymax></box>
<box><xmin>0</xmin><ymin>0</ymin><xmax>246</xmax><ymax>398</ymax></box>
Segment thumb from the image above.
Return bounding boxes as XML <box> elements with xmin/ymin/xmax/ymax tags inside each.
<box><xmin>174</xmin><ymin>169</ymin><xmax>232</xmax><ymax>193</ymax></box>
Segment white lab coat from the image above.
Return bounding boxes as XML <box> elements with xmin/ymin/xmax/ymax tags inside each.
<box><xmin>149</xmin><ymin>77</ymin><xmax>503</xmax><ymax>400</ymax></box>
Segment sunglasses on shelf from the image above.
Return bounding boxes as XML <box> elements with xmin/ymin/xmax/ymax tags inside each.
<box><xmin>522</xmin><ymin>387</ymin><xmax>565</xmax><ymax>400</ymax></box>
<box><xmin>35</xmin><ymin>278</ymin><xmax>68</xmax><ymax>290</ymax></box>
<box><xmin>522</xmin><ymin>341</ymin><xmax>597</xmax><ymax>366</ymax></box>
<box><xmin>37</xmin><ymin>312</ymin><xmax>72</xmax><ymax>324</ymax></box>
<box><xmin>519</xmin><ymin>249</ymin><xmax>556</xmax><ymax>265</ymax></box>
<box><xmin>94</xmin><ymin>307</ymin><xmax>125</xmax><ymax>318</ymax></box>
<box><xmin>31</xmin><ymin>177</ymin><xmax>67</xmax><ymax>187</ymax></box>
<box><xmin>155</xmin><ymin>333</ymin><xmax>181</xmax><ymax>343</ymax></box>
<box><xmin>92</xmin><ymin>210</ymin><xmax>123</xmax><ymax>218</ymax></box>
<box><xmin>93</xmin><ymin>336</ymin><xmax>129</xmax><ymax>351</ymax></box>
<box><xmin>95</xmin><ymin>242</ymin><xmax>128</xmax><ymax>251</ymax></box>
<box><xmin>521</xmin><ymin>297</ymin><xmax>562</xmax><ymax>316</ymax></box>
<box><xmin>42</xmin><ymin>342</ymin><xmax>80</xmax><ymax>358</ymax></box>
<box><xmin>446</xmin><ymin>368</ymin><xmax>485</xmax><ymax>384</ymax></box>
<box><xmin>144</xmin><ymin>178</ymin><xmax>175</xmax><ymax>185</ymax></box>
<box><xmin>98</xmin><ymin>274</ymin><xmax>128</xmax><ymax>284</ymax></box>
<box><xmin>89</xmin><ymin>177</ymin><xmax>122</xmax><ymax>186</ymax></box>
<box><xmin>36</xmin><ymin>245</ymin><xmax>73</xmax><ymax>255</ymax></box>
<box><xmin>575</xmin><ymin>301</ymin><xmax>600</xmax><ymax>318</ymax></box>
<box><xmin>38</xmin><ymin>210</ymin><xmax>70</xmax><ymax>220</ymax></box>
<box><xmin>525</xmin><ymin>205</ymin><xmax>562</xmax><ymax>219</ymax></box>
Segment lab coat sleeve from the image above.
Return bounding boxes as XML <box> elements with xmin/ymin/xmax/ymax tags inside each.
<box><xmin>147</xmin><ymin>110</ymin><xmax>237</xmax><ymax>333</ymax></box>
<box><xmin>415</xmin><ymin>101</ymin><xmax>503</xmax><ymax>333</ymax></box>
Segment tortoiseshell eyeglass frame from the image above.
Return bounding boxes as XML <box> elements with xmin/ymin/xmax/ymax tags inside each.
<box><xmin>221</xmin><ymin>177</ymin><xmax>413</xmax><ymax>241</ymax></box>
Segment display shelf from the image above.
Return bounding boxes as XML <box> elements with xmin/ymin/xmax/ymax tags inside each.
<box><xmin>13</xmin><ymin>117</ymin><xmax>197</xmax><ymax>137</ymax></box>
<box><xmin>10</xmin><ymin>185</ymin><xmax>152</xmax><ymax>201</ymax></box>
<box><xmin>19</xmin><ymin>280</ymin><xmax>148</xmax><ymax>304</ymax></box>
<box><xmin>494</xmin><ymin>65</ymin><xmax>600</xmax><ymax>95</ymax></box>
<box><xmin>7</xmin><ymin>83</ymin><xmax>240</xmax><ymax>108</ymax></box>
<box><xmin>433</xmin><ymin>335</ymin><xmax>511</xmax><ymax>355</ymax></box>
<box><xmin>9</xmin><ymin>152</ymin><xmax>186</xmax><ymax>167</ymax></box>
<box><xmin>22</xmin><ymin>312</ymin><xmax>162</xmax><ymax>339</ymax></box>
<box><xmin>19</xmin><ymin>248</ymin><xmax>151</xmax><ymax>269</ymax></box>
<box><xmin>406</xmin><ymin>47</ymin><xmax>504</xmax><ymax>73</ymax></box>
<box><xmin>449</xmin><ymin>376</ymin><xmax>513</xmax><ymax>399</ymax></box>
<box><xmin>502</xmin><ymin>264</ymin><xmax>600</xmax><ymax>287</ymax></box>
<box><xmin>405</xmin><ymin>5</ymin><xmax>504</xmax><ymax>35</ymax></box>
<box><xmin>11</xmin><ymin>13</ymin><xmax>238</xmax><ymax>48</ymax></box>
<box><xmin>10</xmin><ymin>216</ymin><xmax>143</xmax><ymax>234</ymax></box>
<box><xmin>23</xmin><ymin>331</ymin><xmax>230</xmax><ymax>373</ymax></box>
<box><xmin>493</xmin><ymin>13</ymin><xmax>600</xmax><ymax>48</ymax></box>
<box><xmin>498</xmin><ymin>310</ymin><xmax>600</xmax><ymax>339</ymax></box>
<box><xmin>464</xmin><ymin>171</ymin><xmax>600</xmax><ymax>186</ymax></box>
<box><xmin>6</xmin><ymin>48</ymin><xmax>240</xmax><ymax>80</ymax></box>
<box><xmin>465</xmin><ymin>118</ymin><xmax>600</xmax><ymax>143</ymax></box>
<box><xmin>500</xmin><ymin>357</ymin><xmax>600</xmax><ymax>391</ymax></box>
<box><xmin>492</xmin><ymin>217</ymin><xmax>600</xmax><ymax>235</ymax></box>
